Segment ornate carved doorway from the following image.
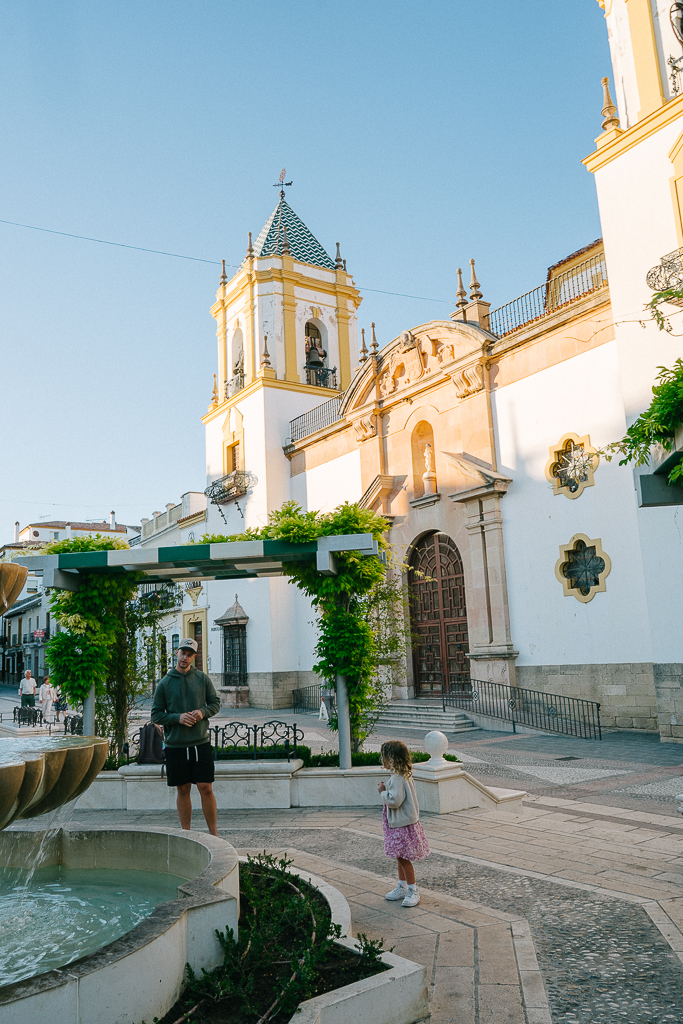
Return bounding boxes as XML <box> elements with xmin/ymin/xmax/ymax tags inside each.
<box><xmin>409</xmin><ymin>532</ymin><xmax>470</xmax><ymax>696</ymax></box>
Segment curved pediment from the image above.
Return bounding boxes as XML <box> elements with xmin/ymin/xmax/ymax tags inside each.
<box><xmin>342</xmin><ymin>319</ymin><xmax>491</xmax><ymax>415</ymax></box>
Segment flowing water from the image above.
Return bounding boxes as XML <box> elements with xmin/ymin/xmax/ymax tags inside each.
<box><xmin>0</xmin><ymin>865</ymin><xmax>188</xmax><ymax>987</ymax></box>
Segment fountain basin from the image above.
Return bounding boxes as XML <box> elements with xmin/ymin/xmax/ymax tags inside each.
<box><xmin>0</xmin><ymin>825</ymin><xmax>239</xmax><ymax>1024</ymax></box>
<box><xmin>0</xmin><ymin>737</ymin><xmax>110</xmax><ymax>829</ymax></box>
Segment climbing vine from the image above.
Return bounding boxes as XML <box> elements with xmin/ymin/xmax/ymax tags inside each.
<box><xmin>44</xmin><ymin>535</ymin><xmax>177</xmax><ymax>757</ymax></box>
<box><xmin>201</xmin><ymin>501</ymin><xmax>400</xmax><ymax>750</ymax></box>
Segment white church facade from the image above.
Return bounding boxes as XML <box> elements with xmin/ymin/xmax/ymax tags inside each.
<box><xmin>137</xmin><ymin>0</ymin><xmax>683</xmax><ymax>742</ymax></box>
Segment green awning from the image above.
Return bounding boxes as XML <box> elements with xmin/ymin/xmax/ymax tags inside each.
<box><xmin>14</xmin><ymin>534</ymin><xmax>379</xmax><ymax>591</ymax></box>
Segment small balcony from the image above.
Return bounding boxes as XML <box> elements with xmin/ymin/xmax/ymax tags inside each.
<box><xmin>204</xmin><ymin>469</ymin><xmax>250</xmax><ymax>505</ymax></box>
<box><xmin>646</xmin><ymin>246</ymin><xmax>683</xmax><ymax>299</ymax></box>
<box><xmin>224</xmin><ymin>371</ymin><xmax>245</xmax><ymax>400</ymax></box>
<box><xmin>304</xmin><ymin>365</ymin><xmax>337</xmax><ymax>389</ymax></box>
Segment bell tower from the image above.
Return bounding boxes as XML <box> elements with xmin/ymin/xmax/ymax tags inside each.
<box><xmin>209</xmin><ymin>187</ymin><xmax>361</xmax><ymax>402</ymax></box>
<box><xmin>599</xmin><ymin>0</ymin><xmax>683</xmax><ymax>127</ymax></box>
<box><xmin>202</xmin><ymin>186</ymin><xmax>362</xmax><ymax>512</ymax></box>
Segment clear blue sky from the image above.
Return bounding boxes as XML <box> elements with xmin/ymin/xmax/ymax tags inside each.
<box><xmin>1</xmin><ymin>0</ymin><xmax>610</xmax><ymax>541</ymax></box>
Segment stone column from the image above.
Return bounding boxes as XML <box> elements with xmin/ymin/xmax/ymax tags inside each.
<box><xmin>450</xmin><ymin>477</ymin><xmax>517</xmax><ymax>686</ymax></box>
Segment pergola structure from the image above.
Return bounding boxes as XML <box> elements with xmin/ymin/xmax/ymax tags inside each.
<box><xmin>14</xmin><ymin>534</ymin><xmax>381</xmax><ymax>767</ymax></box>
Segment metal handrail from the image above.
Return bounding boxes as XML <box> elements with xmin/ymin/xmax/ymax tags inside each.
<box><xmin>442</xmin><ymin>678</ymin><xmax>601</xmax><ymax>740</ymax></box>
<box><xmin>288</xmin><ymin>394</ymin><xmax>345</xmax><ymax>443</ymax></box>
<box><xmin>292</xmin><ymin>684</ymin><xmax>336</xmax><ymax>715</ymax></box>
<box><xmin>488</xmin><ymin>252</ymin><xmax>608</xmax><ymax>338</ymax></box>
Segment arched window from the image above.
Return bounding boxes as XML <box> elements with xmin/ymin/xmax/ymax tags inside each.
<box><xmin>226</xmin><ymin>328</ymin><xmax>245</xmax><ymax>397</ymax></box>
<box><xmin>409</xmin><ymin>532</ymin><xmax>469</xmax><ymax>696</ymax></box>
<box><xmin>304</xmin><ymin>321</ymin><xmax>337</xmax><ymax>388</ymax></box>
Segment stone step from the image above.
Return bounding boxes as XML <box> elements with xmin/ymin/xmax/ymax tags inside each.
<box><xmin>374</xmin><ymin>703</ymin><xmax>480</xmax><ymax>734</ymax></box>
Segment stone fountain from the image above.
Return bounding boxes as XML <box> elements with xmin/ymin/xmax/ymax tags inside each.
<box><xmin>0</xmin><ymin>563</ymin><xmax>240</xmax><ymax>1024</ymax></box>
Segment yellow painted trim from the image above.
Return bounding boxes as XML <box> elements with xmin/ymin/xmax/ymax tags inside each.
<box><xmin>544</xmin><ymin>432</ymin><xmax>599</xmax><ymax>499</ymax></box>
<box><xmin>280</xmin><ymin>256</ymin><xmax>300</xmax><ymax>383</ymax></box>
<box><xmin>182</xmin><ymin>608</ymin><xmax>208</xmax><ymax>667</ymax></box>
<box><xmin>626</xmin><ymin>0</ymin><xmax>665</xmax><ymax>121</ymax></box>
<box><xmin>583</xmin><ymin>93</ymin><xmax>683</xmax><ymax>173</ymax></box>
<box><xmin>201</xmin><ymin>375</ymin><xmax>342</xmax><ymax>425</ymax></box>
<box><xmin>554</xmin><ymin>533</ymin><xmax>611</xmax><ymax>603</ymax></box>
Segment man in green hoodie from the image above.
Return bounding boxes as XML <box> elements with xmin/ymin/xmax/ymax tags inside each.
<box><xmin>151</xmin><ymin>637</ymin><xmax>221</xmax><ymax>835</ymax></box>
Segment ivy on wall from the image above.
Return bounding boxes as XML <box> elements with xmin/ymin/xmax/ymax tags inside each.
<box><xmin>601</xmin><ymin>359</ymin><xmax>683</xmax><ymax>485</ymax></box>
<box><xmin>201</xmin><ymin>501</ymin><xmax>402</xmax><ymax>751</ymax></box>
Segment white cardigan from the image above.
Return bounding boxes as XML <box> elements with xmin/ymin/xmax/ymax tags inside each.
<box><xmin>381</xmin><ymin>772</ymin><xmax>420</xmax><ymax>829</ymax></box>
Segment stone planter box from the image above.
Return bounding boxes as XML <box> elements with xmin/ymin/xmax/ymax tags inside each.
<box><xmin>77</xmin><ymin>736</ymin><xmax>525</xmax><ymax>815</ymax></box>
<box><xmin>240</xmin><ymin>860</ymin><xmax>428</xmax><ymax>1024</ymax></box>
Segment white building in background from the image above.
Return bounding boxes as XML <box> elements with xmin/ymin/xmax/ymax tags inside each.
<box><xmin>0</xmin><ymin>514</ymin><xmax>140</xmax><ymax>684</ymax></box>
<box><xmin>133</xmin><ymin>3</ymin><xmax>683</xmax><ymax>741</ymax></box>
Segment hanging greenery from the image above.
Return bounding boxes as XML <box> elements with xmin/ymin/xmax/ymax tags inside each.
<box><xmin>201</xmin><ymin>501</ymin><xmax>401</xmax><ymax>751</ymax></box>
<box><xmin>44</xmin><ymin>535</ymin><xmax>178</xmax><ymax>758</ymax></box>
<box><xmin>645</xmin><ymin>285</ymin><xmax>683</xmax><ymax>333</ymax></box>
<box><xmin>600</xmin><ymin>359</ymin><xmax>683</xmax><ymax>485</ymax></box>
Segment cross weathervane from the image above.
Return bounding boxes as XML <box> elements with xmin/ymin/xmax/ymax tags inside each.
<box><xmin>274</xmin><ymin>167</ymin><xmax>293</xmax><ymax>197</ymax></box>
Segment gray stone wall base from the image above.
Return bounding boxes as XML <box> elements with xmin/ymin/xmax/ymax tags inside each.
<box><xmin>515</xmin><ymin>663</ymin><xmax>663</xmax><ymax>732</ymax></box>
<box><xmin>245</xmin><ymin>670</ymin><xmax>320</xmax><ymax>710</ymax></box>
<box><xmin>653</xmin><ymin>663</ymin><xmax>683</xmax><ymax>741</ymax></box>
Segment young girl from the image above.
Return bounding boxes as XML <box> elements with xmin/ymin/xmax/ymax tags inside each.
<box><xmin>378</xmin><ymin>740</ymin><xmax>430</xmax><ymax>907</ymax></box>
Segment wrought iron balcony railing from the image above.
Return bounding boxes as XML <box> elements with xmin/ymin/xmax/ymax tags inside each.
<box><xmin>304</xmin><ymin>365</ymin><xmax>338</xmax><ymax>389</ymax></box>
<box><xmin>646</xmin><ymin>246</ymin><xmax>683</xmax><ymax>295</ymax></box>
<box><xmin>204</xmin><ymin>469</ymin><xmax>250</xmax><ymax>505</ymax></box>
<box><xmin>224</xmin><ymin>371</ymin><xmax>246</xmax><ymax>400</ymax></box>
<box><xmin>488</xmin><ymin>251</ymin><xmax>608</xmax><ymax>338</ymax></box>
<box><xmin>288</xmin><ymin>394</ymin><xmax>345</xmax><ymax>444</ymax></box>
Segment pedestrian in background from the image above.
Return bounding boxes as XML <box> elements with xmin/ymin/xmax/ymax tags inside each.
<box><xmin>39</xmin><ymin>676</ymin><xmax>55</xmax><ymax>723</ymax></box>
<box><xmin>18</xmin><ymin>670</ymin><xmax>36</xmax><ymax>708</ymax></box>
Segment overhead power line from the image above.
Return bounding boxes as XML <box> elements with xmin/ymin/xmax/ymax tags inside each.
<box><xmin>0</xmin><ymin>217</ymin><xmax>451</xmax><ymax>304</ymax></box>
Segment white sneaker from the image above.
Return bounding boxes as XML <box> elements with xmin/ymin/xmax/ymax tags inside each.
<box><xmin>402</xmin><ymin>887</ymin><xmax>420</xmax><ymax>907</ymax></box>
<box><xmin>385</xmin><ymin>884</ymin><xmax>407</xmax><ymax>901</ymax></box>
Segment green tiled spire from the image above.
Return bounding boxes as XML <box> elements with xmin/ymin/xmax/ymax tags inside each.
<box><xmin>252</xmin><ymin>197</ymin><xmax>335</xmax><ymax>269</ymax></box>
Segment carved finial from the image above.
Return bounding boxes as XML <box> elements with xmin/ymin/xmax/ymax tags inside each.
<box><xmin>455</xmin><ymin>267</ymin><xmax>468</xmax><ymax>309</ymax></box>
<box><xmin>220</xmin><ymin>259</ymin><xmax>227</xmax><ymax>286</ymax></box>
<box><xmin>343</xmin><ymin>259</ymin><xmax>347</xmax><ymax>272</ymax></box>
<box><xmin>335</xmin><ymin>242</ymin><xmax>343</xmax><ymax>270</ymax></box>
<box><xmin>281</xmin><ymin>223</ymin><xmax>290</xmax><ymax>255</ymax></box>
<box><xmin>370</xmin><ymin>322</ymin><xmax>379</xmax><ymax>354</ymax></box>
<box><xmin>261</xmin><ymin>334</ymin><xmax>271</xmax><ymax>368</ymax></box>
<box><xmin>601</xmin><ymin>76</ymin><xmax>620</xmax><ymax>131</ymax></box>
<box><xmin>469</xmin><ymin>258</ymin><xmax>482</xmax><ymax>301</ymax></box>
<box><xmin>247</xmin><ymin>231</ymin><xmax>254</xmax><ymax>259</ymax></box>
<box><xmin>359</xmin><ymin>328</ymin><xmax>368</xmax><ymax>362</ymax></box>
<box><xmin>211</xmin><ymin>373</ymin><xmax>219</xmax><ymax>405</ymax></box>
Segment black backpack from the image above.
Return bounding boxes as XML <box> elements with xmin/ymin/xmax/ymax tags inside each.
<box><xmin>136</xmin><ymin>722</ymin><xmax>165</xmax><ymax>765</ymax></box>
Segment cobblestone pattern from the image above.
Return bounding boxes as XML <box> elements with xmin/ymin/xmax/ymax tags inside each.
<box><xmin>222</xmin><ymin>826</ymin><xmax>683</xmax><ymax>1024</ymax></box>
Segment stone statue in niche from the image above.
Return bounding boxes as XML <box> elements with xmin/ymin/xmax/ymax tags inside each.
<box><xmin>422</xmin><ymin>443</ymin><xmax>437</xmax><ymax>496</ymax></box>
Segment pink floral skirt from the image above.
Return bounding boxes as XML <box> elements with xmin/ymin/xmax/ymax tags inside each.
<box><xmin>382</xmin><ymin>805</ymin><xmax>430</xmax><ymax>861</ymax></box>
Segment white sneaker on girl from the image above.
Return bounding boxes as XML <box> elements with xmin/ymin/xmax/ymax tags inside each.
<box><xmin>385</xmin><ymin>882</ymin><xmax>407</xmax><ymax>901</ymax></box>
<box><xmin>402</xmin><ymin>885</ymin><xmax>420</xmax><ymax>907</ymax></box>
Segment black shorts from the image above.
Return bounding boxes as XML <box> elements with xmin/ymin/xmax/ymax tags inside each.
<box><xmin>164</xmin><ymin>743</ymin><xmax>215</xmax><ymax>787</ymax></box>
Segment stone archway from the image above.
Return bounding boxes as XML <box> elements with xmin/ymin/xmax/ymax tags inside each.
<box><xmin>409</xmin><ymin>532</ymin><xmax>470</xmax><ymax>696</ymax></box>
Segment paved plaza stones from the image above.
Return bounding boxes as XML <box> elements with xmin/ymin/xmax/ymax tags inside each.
<box><xmin>5</xmin><ymin>687</ymin><xmax>683</xmax><ymax>1021</ymax></box>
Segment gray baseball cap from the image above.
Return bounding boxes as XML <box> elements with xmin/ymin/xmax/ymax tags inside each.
<box><xmin>178</xmin><ymin>637</ymin><xmax>198</xmax><ymax>653</ymax></box>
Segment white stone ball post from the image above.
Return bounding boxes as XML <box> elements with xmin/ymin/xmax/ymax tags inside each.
<box><xmin>424</xmin><ymin>730</ymin><xmax>450</xmax><ymax>767</ymax></box>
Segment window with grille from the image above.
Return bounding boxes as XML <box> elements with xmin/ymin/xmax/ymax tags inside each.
<box><xmin>223</xmin><ymin>624</ymin><xmax>247</xmax><ymax>687</ymax></box>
